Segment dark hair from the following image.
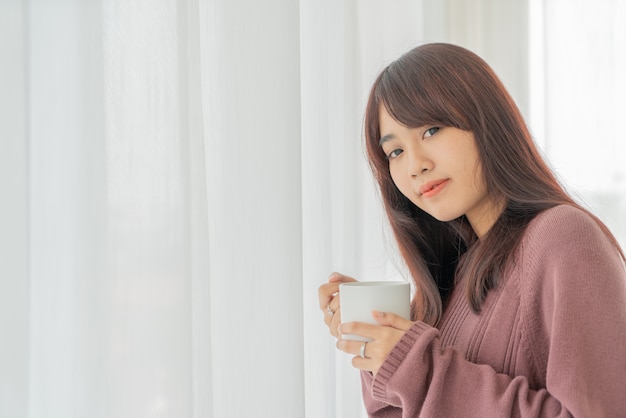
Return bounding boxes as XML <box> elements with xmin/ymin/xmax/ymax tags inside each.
<box><xmin>364</xmin><ymin>43</ymin><xmax>625</xmax><ymax>326</ymax></box>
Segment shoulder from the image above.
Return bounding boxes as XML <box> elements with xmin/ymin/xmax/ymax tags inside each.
<box><xmin>522</xmin><ymin>204</ymin><xmax>616</xmax><ymax>258</ymax></box>
<box><xmin>526</xmin><ymin>204</ymin><xmax>599</xmax><ymax>238</ymax></box>
<box><xmin>516</xmin><ymin>204</ymin><xmax>624</xmax><ymax>294</ymax></box>
<box><xmin>514</xmin><ymin>206</ymin><xmax>626</xmax><ymax>369</ymax></box>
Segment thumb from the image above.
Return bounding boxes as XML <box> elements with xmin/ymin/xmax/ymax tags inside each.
<box><xmin>328</xmin><ymin>272</ymin><xmax>357</xmax><ymax>283</ymax></box>
<box><xmin>372</xmin><ymin>311</ymin><xmax>413</xmax><ymax>331</ymax></box>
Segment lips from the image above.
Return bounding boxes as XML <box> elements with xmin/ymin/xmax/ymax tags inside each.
<box><xmin>419</xmin><ymin>179</ymin><xmax>449</xmax><ymax>198</ymax></box>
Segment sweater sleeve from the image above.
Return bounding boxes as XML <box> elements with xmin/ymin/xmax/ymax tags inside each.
<box><xmin>361</xmin><ymin>206</ymin><xmax>626</xmax><ymax>417</ymax></box>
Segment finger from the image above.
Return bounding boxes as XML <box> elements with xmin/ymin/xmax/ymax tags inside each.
<box><xmin>318</xmin><ymin>272</ymin><xmax>356</xmax><ymax>311</ymax></box>
<box><xmin>329</xmin><ymin>307</ymin><xmax>341</xmax><ymax>338</ymax></box>
<box><xmin>318</xmin><ymin>282</ymin><xmax>339</xmax><ymax>311</ymax></box>
<box><xmin>323</xmin><ymin>297</ymin><xmax>342</xmax><ymax>337</ymax></box>
<box><xmin>336</xmin><ymin>338</ymin><xmax>369</xmax><ymax>357</ymax></box>
<box><xmin>336</xmin><ymin>340</ymin><xmax>376</xmax><ymax>373</ymax></box>
<box><xmin>322</xmin><ymin>294</ymin><xmax>343</xmax><ymax>338</ymax></box>
<box><xmin>328</xmin><ymin>294</ymin><xmax>340</xmax><ymax>314</ymax></box>
<box><xmin>339</xmin><ymin>321</ymin><xmax>381</xmax><ymax>341</ymax></box>
<box><xmin>328</xmin><ymin>272</ymin><xmax>357</xmax><ymax>283</ymax></box>
<box><xmin>372</xmin><ymin>311</ymin><xmax>414</xmax><ymax>331</ymax></box>
<box><xmin>322</xmin><ymin>294</ymin><xmax>340</xmax><ymax>325</ymax></box>
<box><xmin>351</xmin><ymin>355</ymin><xmax>372</xmax><ymax>372</ymax></box>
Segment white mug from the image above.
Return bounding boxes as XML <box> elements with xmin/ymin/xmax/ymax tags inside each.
<box><xmin>339</xmin><ymin>281</ymin><xmax>411</xmax><ymax>342</ymax></box>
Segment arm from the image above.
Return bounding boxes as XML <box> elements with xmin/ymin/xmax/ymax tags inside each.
<box><xmin>361</xmin><ymin>321</ymin><xmax>571</xmax><ymax>417</ymax></box>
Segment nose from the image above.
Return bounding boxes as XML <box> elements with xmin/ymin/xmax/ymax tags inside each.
<box><xmin>407</xmin><ymin>148</ymin><xmax>432</xmax><ymax>178</ymax></box>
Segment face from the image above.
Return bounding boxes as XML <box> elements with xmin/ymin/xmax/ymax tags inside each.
<box><xmin>378</xmin><ymin>106</ymin><xmax>502</xmax><ymax>238</ymax></box>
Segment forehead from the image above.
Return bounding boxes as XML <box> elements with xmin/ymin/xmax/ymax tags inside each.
<box><xmin>378</xmin><ymin>104</ymin><xmax>418</xmax><ymax>137</ymax></box>
<box><xmin>377</xmin><ymin>98</ymin><xmax>445</xmax><ymax>134</ymax></box>
<box><xmin>378</xmin><ymin>104</ymin><xmax>402</xmax><ymax>130</ymax></box>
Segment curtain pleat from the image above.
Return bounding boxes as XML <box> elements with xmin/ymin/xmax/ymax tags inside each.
<box><xmin>200</xmin><ymin>0</ymin><xmax>305</xmax><ymax>416</ymax></box>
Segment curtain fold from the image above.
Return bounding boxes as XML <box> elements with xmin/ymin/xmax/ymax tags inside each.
<box><xmin>0</xmin><ymin>2</ymin><xmax>29</xmax><ymax>416</ymax></box>
<box><xmin>300</xmin><ymin>1</ymin><xmax>369</xmax><ymax>415</ymax></box>
<box><xmin>200</xmin><ymin>0</ymin><xmax>305</xmax><ymax>416</ymax></box>
<box><xmin>28</xmin><ymin>2</ymin><xmax>100</xmax><ymax>415</ymax></box>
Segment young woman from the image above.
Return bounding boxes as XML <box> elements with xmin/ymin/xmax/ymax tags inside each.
<box><xmin>319</xmin><ymin>43</ymin><xmax>626</xmax><ymax>417</ymax></box>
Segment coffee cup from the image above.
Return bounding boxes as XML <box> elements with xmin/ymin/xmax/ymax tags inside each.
<box><xmin>339</xmin><ymin>281</ymin><xmax>411</xmax><ymax>341</ymax></box>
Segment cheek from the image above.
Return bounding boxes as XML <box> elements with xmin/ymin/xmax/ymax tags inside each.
<box><xmin>468</xmin><ymin>160</ymin><xmax>487</xmax><ymax>194</ymax></box>
<box><xmin>389</xmin><ymin>168</ymin><xmax>415</xmax><ymax>204</ymax></box>
<box><xmin>389</xmin><ymin>167</ymin><xmax>407</xmax><ymax>194</ymax></box>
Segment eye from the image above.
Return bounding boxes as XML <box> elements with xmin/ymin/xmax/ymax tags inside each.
<box><xmin>423</xmin><ymin>127</ymin><xmax>440</xmax><ymax>138</ymax></box>
<box><xmin>386</xmin><ymin>148</ymin><xmax>403</xmax><ymax>160</ymax></box>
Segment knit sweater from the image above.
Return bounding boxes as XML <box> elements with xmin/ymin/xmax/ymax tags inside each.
<box><xmin>361</xmin><ymin>205</ymin><xmax>626</xmax><ymax>417</ymax></box>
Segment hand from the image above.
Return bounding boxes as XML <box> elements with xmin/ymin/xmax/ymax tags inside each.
<box><xmin>336</xmin><ymin>311</ymin><xmax>414</xmax><ymax>375</ymax></box>
<box><xmin>318</xmin><ymin>272</ymin><xmax>357</xmax><ymax>338</ymax></box>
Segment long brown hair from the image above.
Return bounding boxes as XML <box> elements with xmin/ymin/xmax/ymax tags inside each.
<box><xmin>364</xmin><ymin>43</ymin><xmax>624</xmax><ymax>326</ymax></box>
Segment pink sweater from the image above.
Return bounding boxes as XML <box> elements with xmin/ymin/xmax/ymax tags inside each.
<box><xmin>361</xmin><ymin>205</ymin><xmax>626</xmax><ymax>417</ymax></box>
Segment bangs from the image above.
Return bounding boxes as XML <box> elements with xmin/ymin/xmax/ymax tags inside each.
<box><xmin>374</xmin><ymin>54</ymin><xmax>473</xmax><ymax>132</ymax></box>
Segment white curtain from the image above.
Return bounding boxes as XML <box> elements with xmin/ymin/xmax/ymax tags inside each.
<box><xmin>1</xmin><ymin>1</ymin><xmax>623</xmax><ymax>417</ymax></box>
<box><xmin>535</xmin><ymin>0</ymin><xmax>626</xmax><ymax>248</ymax></box>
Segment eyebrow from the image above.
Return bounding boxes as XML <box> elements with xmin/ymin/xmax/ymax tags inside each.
<box><xmin>379</xmin><ymin>134</ymin><xmax>394</xmax><ymax>147</ymax></box>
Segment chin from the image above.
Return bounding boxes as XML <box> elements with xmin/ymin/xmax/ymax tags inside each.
<box><xmin>425</xmin><ymin>209</ymin><xmax>462</xmax><ymax>223</ymax></box>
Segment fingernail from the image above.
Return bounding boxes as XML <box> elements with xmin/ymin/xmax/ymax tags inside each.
<box><xmin>374</xmin><ymin>310</ymin><xmax>385</xmax><ymax>317</ymax></box>
<box><xmin>337</xmin><ymin>325</ymin><xmax>342</xmax><ymax>335</ymax></box>
<box><xmin>328</xmin><ymin>272</ymin><xmax>340</xmax><ymax>282</ymax></box>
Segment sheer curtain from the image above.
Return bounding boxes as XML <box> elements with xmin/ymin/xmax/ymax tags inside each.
<box><xmin>532</xmin><ymin>0</ymin><xmax>626</xmax><ymax>248</ymax></box>
<box><xmin>2</xmin><ymin>1</ymin><xmax>623</xmax><ymax>418</ymax></box>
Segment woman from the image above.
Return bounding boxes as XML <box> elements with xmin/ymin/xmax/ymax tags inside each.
<box><xmin>319</xmin><ymin>43</ymin><xmax>626</xmax><ymax>417</ymax></box>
